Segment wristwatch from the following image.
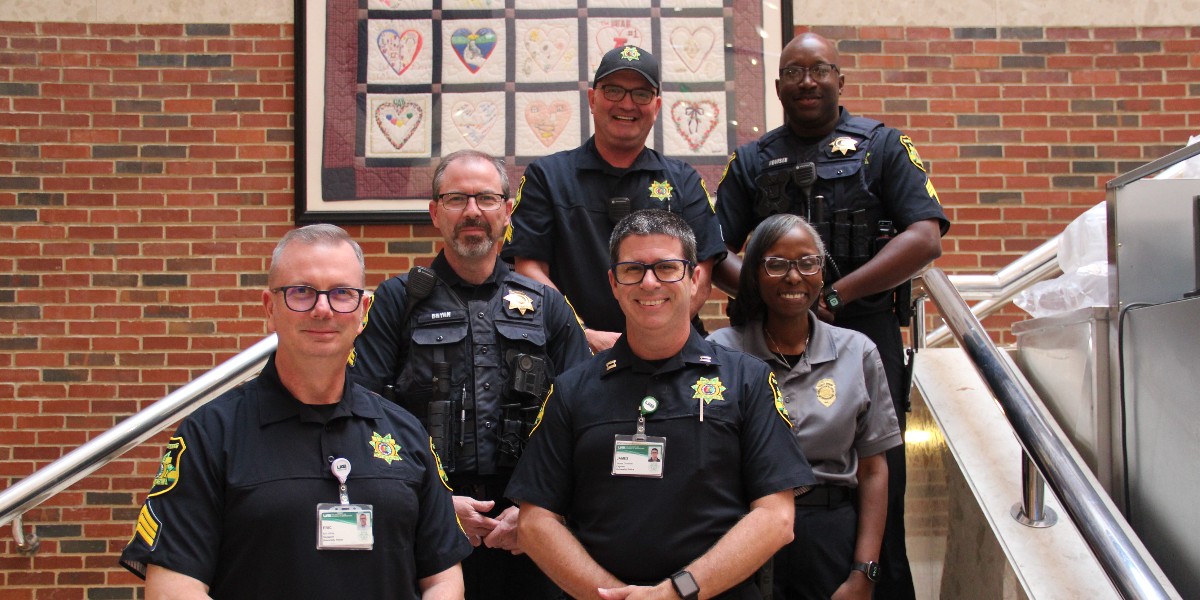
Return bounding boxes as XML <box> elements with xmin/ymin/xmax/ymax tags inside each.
<box><xmin>852</xmin><ymin>561</ymin><xmax>881</xmax><ymax>582</ymax></box>
<box><xmin>822</xmin><ymin>286</ymin><xmax>844</xmax><ymax>314</ymax></box>
<box><xmin>670</xmin><ymin>570</ymin><xmax>700</xmax><ymax>600</ymax></box>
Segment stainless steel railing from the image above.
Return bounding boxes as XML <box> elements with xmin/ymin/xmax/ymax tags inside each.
<box><xmin>915</xmin><ymin>268</ymin><xmax>1175</xmax><ymax>600</ymax></box>
<box><xmin>0</xmin><ymin>334</ymin><xmax>277</xmax><ymax>547</ymax></box>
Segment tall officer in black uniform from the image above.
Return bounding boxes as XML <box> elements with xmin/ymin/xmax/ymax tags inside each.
<box><xmin>119</xmin><ymin>224</ymin><xmax>470</xmax><ymax>599</ymax></box>
<box><xmin>507</xmin><ymin>209</ymin><xmax>815</xmax><ymax>600</ymax></box>
<box><xmin>714</xmin><ymin>33</ymin><xmax>950</xmax><ymax>600</ymax></box>
<box><xmin>351</xmin><ymin>150</ymin><xmax>591</xmax><ymax>599</ymax></box>
<box><xmin>504</xmin><ymin>45</ymin><xmax>726</xmax><ymax>353</ymax></box>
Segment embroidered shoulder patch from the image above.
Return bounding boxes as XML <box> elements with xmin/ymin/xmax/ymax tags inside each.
<box><xmin>429</xmin><ymin>437</ymin><xmax>452</xmax><ymax>491</ymax></box>
<box><xmin>529</xmin><ymin>384</ymin><xmax>554</xmax><ymax>436</ymax></box>
<box><xmin>769</xmin><ymin>372</ymin><xmax>793</xmax><ymax>428</ymax></box>
<box><xmin>148</xmin><ymin>436</ymin><xmax>186</xmax><ymax>497</ymax></box>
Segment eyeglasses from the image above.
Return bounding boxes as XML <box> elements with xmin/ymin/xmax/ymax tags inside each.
<box><xmin>436</xmin><ymin>193</ymin><xmax>506</xmax><ymax>211</ymax></box>
<box><xmin>599</xmin><ymin>84</ymin><xmax>657</xmax><ymax>106</ymax></box>
<box><xmin>272</xmin><ymin>285</ymin><xmax>365</xmax><ymax>313</ymax></box>
<box><xmin>778</xmin><ymin>63</ymin><xmax>839</xmax><ymax>84</ymax></box>
<box><xmin>762</xmin><ymin>255</ymin><xmax>824</xmax><ymax>277</ymax></box>
<box><xmin>611</xmin><ymin>259</ymin><xmax>692</xmax><ymax>285</ymax></box>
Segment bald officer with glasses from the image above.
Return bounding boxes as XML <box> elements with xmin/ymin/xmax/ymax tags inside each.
<box><xmin>120</xmin><ymin>224</ymin><xmax>471</xmax><ymax>599</ymax></box>
<box><xmin>351</xmin><ymin>149</ymin><xmax>590</xmax><ymax>600</ymax></box>
<box><xmin>507</xmin><ymin>210</ymin><xmax>814</xmax><ymax>600</ymax></box>
<box><xmin>713</xmin><ymin>32</ymin><xmax>949</xmax><ymax>600</ymax></box>
<box><xmin>504</xmin><ymin>45</ymin><xmax>725</xmax><ymax>354</ymax></box>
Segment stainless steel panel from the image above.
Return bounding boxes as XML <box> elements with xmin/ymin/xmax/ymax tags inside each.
<box><xmin>1123</xmin><ymin>296</ymin><xmax>1200</xmax><ymax>600</ymax></box>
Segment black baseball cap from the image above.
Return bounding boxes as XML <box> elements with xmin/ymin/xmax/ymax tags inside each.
<box><xmin>593</xmin><ymin>45</ymin><xmax>660</xmax><ymax>91</ymax></box>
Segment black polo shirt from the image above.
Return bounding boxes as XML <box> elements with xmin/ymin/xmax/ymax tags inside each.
<box><xmin>119</xmin><ymin>356</ymin><xmax>471</xmax><ymax>599</ymax></box>
<box><xmin>504</xmin><ymin>137</ymin><xmax>726</xmax><ymax>333</ymax></box>
<box><xmin>506</xmin><ymin>331</ymin><xmax>814</xmax><ymax>594</ymax></box>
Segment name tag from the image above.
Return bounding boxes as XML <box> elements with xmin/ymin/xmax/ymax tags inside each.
<box><xmin>612</xmin><ymin>435</ymin><xmax>666</xmax><ymax>478</ymax></box>
<box><xmin>316</xmin><ymin>503</ymin><xmax>374</xmax><ymax>550</ymax></box>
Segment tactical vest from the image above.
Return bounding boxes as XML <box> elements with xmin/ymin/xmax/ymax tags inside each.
<box><xmin>393</xmin><ymin>271</ymin><xmax>554</xmax><ymax>476</ymax></box>
<box><xmin>751</xmin><ymin>117</ymin><xmax>898</xmax><ymax>315</ymax></box>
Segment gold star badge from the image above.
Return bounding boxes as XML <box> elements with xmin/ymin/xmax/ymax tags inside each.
<box><xmin>369</xmin><ymin>432</ymin><xmax>403</xmax><ymax>465</ymax></box>
<box><xmin>620</xmin><ymin>46</ymin><xmax>641</xmax><ymax>62</ymax></box>
<box><xmin>504</xmin><ymin>290</ymin><xmax>535</xmax><ymax>315</ymax></box>
<box><xmin>648</xmin><ymin>180</ymin><xmax>674</xmax><ymax>201</ymax></box>
<box><xmin>815</xmin><ymin>378</ymin><xmax>837</xmax><ymax>407</ymax></box>
<box><xmin>691</xmin><ymin>376</ymin><xmax>727</xmax><ymax>405</ymax></box>
<box><xmin>829</xmin><ymin>136</ymin><xmax>858</xmax><ymax>156</ymax></box>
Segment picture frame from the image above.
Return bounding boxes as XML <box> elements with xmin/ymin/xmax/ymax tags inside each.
<box><xmin>295</xmin><ymin>0</ymin><xmax>784</xmax><ymax>225</ymax></box>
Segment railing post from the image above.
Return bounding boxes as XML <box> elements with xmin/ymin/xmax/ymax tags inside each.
<box><xmin>1012</xmin><ymin>453</ymin><xmax>1058</xmax><ymax>527</ymax></box>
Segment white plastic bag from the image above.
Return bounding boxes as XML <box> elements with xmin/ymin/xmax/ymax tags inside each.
<box><xmin>1014</xmin><ymin>202</ymin><xmax>1109</xmax><ymax>318</ymax></box>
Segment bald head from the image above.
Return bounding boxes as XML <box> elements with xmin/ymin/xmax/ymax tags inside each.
<box><xmin>776</xmin><ymin>32</ymin><xmax>844</xmax><ymax>137</ymax></box>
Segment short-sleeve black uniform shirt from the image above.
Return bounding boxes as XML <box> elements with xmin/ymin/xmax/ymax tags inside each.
<box><xmin>119</xmin><ymin>356</ymin><xmax>471</xmax><ymax>599</ymax></box>
<box><xmin>506</xmin><ymin>331</ymin><xmax>814</xmax><ymax>595</ymax></box>
<box><xmin>504</xmin><ymin>137</ymin><xmax>726</xmax><ymax>333</ymax></box>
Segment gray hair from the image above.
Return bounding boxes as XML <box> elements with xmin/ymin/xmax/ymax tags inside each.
<box><xmin>431</xmin><ymin>149</ymin><xmax>510</xmax><ymax>198</ymax></box>
<box><xmin>609</xmin><ymin>209</ymin><xmax>698</xmax><ymax>266</ymax></box>
<box><xmin>268</xmin><ymin>224</ymin><xmax>365</xmax><ymax>286</ymax></box>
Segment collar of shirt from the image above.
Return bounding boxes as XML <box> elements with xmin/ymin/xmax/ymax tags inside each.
<box><xmin>602</xmin><ymin>328</ymin><xmax>723</xmax><ymax>377</ymax></box>
<box><xmin>431</xmin><ymin>251</ymin><xmax>507</xmax><ymax>298</ymax></box>
<box><xmin>747</xmin><ymin>311</ymin><xmax>839</xmax><ymax>371</ymax></box>
<box><xmin>577</xmin><ymin>136</ymin><xmax>666</xmax><ymax>174</ymax></box>
<box><xmin>256</xmin><ymin>354</ymin><xmax>384</xmax><ymax>426</ymax></box>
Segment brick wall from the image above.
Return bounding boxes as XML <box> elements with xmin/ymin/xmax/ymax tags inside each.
<box><xmin>0</xmin><ymin>20</ymin><xmax>1196</xmax><ymax>596</ymax></box>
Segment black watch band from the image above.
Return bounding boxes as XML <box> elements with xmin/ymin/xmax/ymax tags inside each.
<box><xmin>670</xmin><ymin>570</ymin><xmax>700</xmax><ymax>600</ymax></box>
<box><xmin>822</xmin><ymin>286</ymin><xmax>844</xmax><ymax>313</ymax></box>
<box><xmin>853</xmin><ymin>561</ymin><xmax>880</xmax><ymax>582</ymax></box>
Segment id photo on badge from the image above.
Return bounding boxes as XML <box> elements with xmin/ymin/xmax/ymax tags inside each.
<box><xmin>611</xmin><ymin>437</ymin><xmax>665</xmax><ymax>478</ymax></box>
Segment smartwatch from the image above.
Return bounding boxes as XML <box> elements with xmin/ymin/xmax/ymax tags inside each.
<box><xmin>822</xmin><ymin>286</ymin><xmax>844</xmax><ymax>314</ymax></box>
<box><xmin>852</xmin><ymin>561</ymin><xmax>880</xmax><ymax>582</ymax></box>
<box><xmin>670</xmin><ymin>570</ymin><xmax>700</xmax><ymax>600</ymax></box>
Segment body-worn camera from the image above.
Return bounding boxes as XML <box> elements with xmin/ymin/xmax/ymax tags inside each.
<box><xmin>507</xmin><ymin>351</ymin><xmax>548</xmax><ymax>398</ymax></box>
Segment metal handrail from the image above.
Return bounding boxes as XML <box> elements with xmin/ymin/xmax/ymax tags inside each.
<box><xmin>926</xmin><ymin>234</ymin><xmax>1063</xmax><ymax>347</ymax></box>
<box><xmin>0</xmin><ymin>334</ymin><xmax>277</xmax><ymax>536</ymax></box>
<box><xmin>919</xmin><ymin>268</ymin><xmax>1174</xmax><ymax>600</ymax></box>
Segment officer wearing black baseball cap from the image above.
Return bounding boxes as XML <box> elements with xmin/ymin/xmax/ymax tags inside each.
<box><xmin>504</xmin><ymin>44</ymin><xmax>725</xmax><ymax>354</ymax></box>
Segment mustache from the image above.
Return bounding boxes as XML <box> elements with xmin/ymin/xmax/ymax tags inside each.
<box><xmin>455</xmin><ymin>217</ymin><xmax>492</xmax><ymax>238</ymax></box>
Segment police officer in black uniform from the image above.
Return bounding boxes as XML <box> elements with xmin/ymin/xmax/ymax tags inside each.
<box><xmin>120</xmin><ymin>224</ymin><xmax>470</xmax><ymax>599</ymax></box>
<box><xmin>351</xmin><ymin>150</ymin><xmax>591</xmax><ymax>600</ymax></box>
<box><xmin>504</xmin><ymin>45</ymin><xmax>725</xmax><ymax>353</ymax></box>
<box><xmin>714</xmin><ymin>33</ymin><xmax>950</xmax><ymax>600</ymax></box>
<box><xmin>507</xmin><ymin>209</ymin><xmax>814</xmax><ymax>600</ymax></box>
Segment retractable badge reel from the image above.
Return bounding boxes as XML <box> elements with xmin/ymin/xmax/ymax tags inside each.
<box><xmin>316</xmin><ymin>457</ymin><xmax>374</xmax><ymax>550</ymax></box>
<box><xmin>612</xmin><ymin>396</ymin><xmax>666</xmax><ymax>478</ymax></box>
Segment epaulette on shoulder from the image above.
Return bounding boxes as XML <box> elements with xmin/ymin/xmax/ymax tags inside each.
<box><xmin>838</xmin><ymin>116</ymin><xmax>884</xmax><ymax>137</ymax></box>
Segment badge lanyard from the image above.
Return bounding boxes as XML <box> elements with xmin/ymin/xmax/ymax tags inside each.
<box><xmin>316</xmin><ymin>458</ymin><xmax>374</xmax><ymax>550</ymax></box>
<box><xmin>612</xmin><ymin>396</ymin><xmax>666</xmax><ymax>478</ymax></box>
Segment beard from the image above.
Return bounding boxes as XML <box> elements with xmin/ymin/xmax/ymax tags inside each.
<box><xmin>449</xmin><ymin>217</ymin><xmax>496</xmax><ymax>258</ymax></box>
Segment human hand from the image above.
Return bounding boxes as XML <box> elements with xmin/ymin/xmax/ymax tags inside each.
<box><xmin>585</xmin><ymin>328</ymin><xmax>621</xmax><ymax>353</ymax></box>
<box><xmin>482</xmin><ymin>506</ymin><xmax>523</xmax><ymax>554</ymax></box>
<box><xmin>830</xmin><ymin>572</ymin><xmax>873</xmax><ymax>600</ymax></box>
<box><xmin>814</xmin><ymin>299</ymin><xmax>836</xmax><ymax>323</ymax></box>
<box><xmin>452</xmin><ymin>495</ymin><xmax>498</xmax><ymax>546</ymax></box>
<box><xmin>597</xmin><ymin>582</ymin><xmax>675</xmax><ymax>600</ymax></box>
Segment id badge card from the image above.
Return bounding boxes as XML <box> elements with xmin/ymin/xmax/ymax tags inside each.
<box><xmin>316</xmin><ymin>503</ymin><xmax>374</xmax><ymax>550</ymax></box>
<box><xmin>612</xmin><ymin>435</ymin><xmax>666</xmax><ymax>478</ymax></box>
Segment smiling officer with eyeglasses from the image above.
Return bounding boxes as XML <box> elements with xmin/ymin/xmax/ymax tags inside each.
<box><xmin>504</xmin><ymin>44</ymin><xmax>725</xmax><ymax>355</ymax></box>
<box><xmin>120</xmin><ymin>224</ymin><xmax>471</xmax><ymax>599</ymax></box>
<box><xmin>507</xmin><ymin>209</ymin><xmax>814</xmax><ymax>600</ymax></box>
<box><xmin>713</xmin><ymin>32</ymin><xmax>951</xmax><ymax>600</ymax></box>
<box><xmin>351</xmin><ymin>149</ymin><xmax>590</xmax><ymax>600</ymax></box>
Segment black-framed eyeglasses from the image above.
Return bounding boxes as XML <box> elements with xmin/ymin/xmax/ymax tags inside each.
<box><xmin>271</xmin><ymin>285</ymin><xmax>365</xmax><ymax>313</ymax></box>
<box><xmin>436</xmin><ymin>193</ymin><xmax>506</xmax><ymax>211</ymax></box>
<box><xmin>762</xmin><ymin>255</ymin><xmax>824</xmax><ymax>277</ymax></box>
<box><xmin>599</xmin><ymin>84</ymin><xmax>657</xmax><ymax>106</ymax></box>
<box><xmin>778</xmin><ymin>63</ymin><xmax>839</xmax><ymax>84</ymax></box>
<box><xmin>611</xmin><ymin>259</ymin><xmax>693</xmax><ymax>285</ymax></box>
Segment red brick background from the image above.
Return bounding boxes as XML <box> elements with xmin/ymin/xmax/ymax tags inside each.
<box><xmin>0</xmin><ymin>20</ymin><xmax>1197</xmax><ymax>597</ymax></box>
